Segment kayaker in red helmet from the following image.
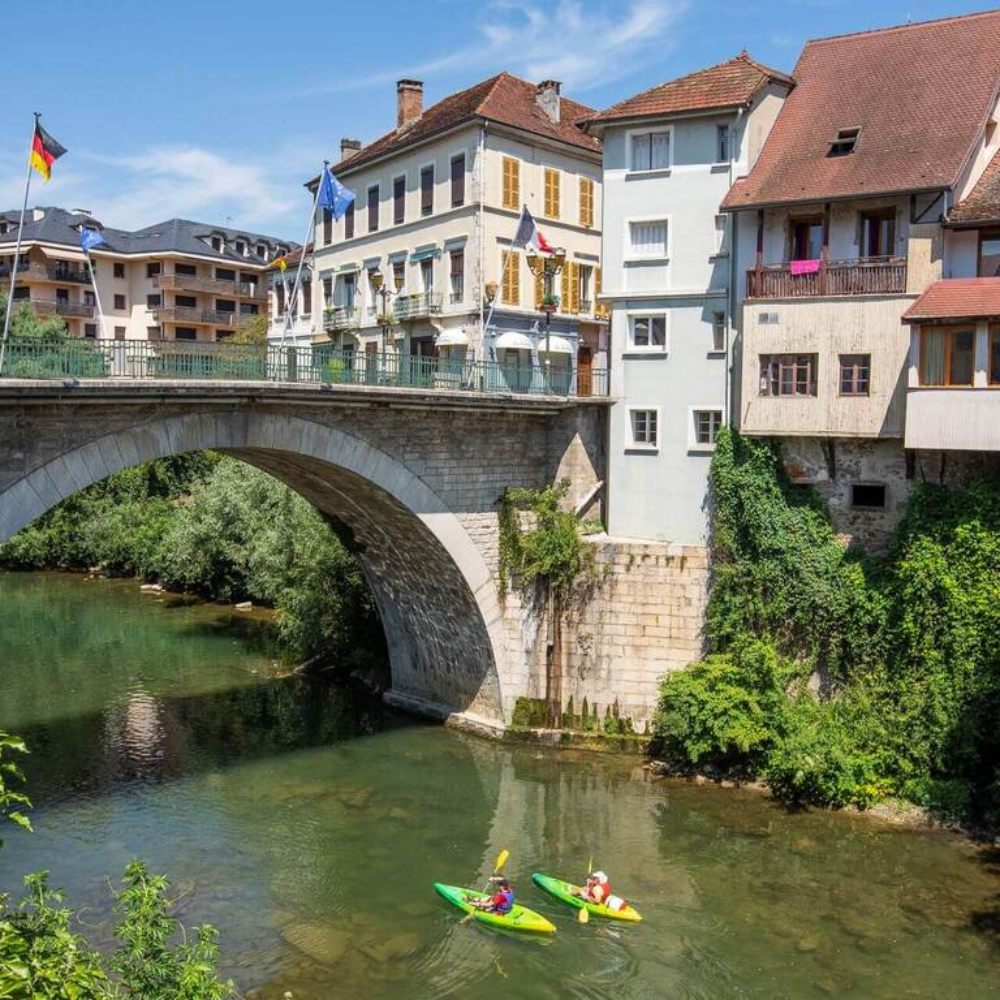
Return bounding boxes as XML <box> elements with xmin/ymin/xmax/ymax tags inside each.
<box><xmin>578</xmin><ymin>871</ymin><xmax>627</xmax><ymax>912</ymax></box>
<box><xmin>472</xmin><ymin>876</ymin><xmax>515</xmax><ymax>915</ymax></box>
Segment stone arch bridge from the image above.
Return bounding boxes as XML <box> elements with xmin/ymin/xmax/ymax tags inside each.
<box><xmin>0</xmin><ymin>379</ymin><xmax>608</xmax><ymax>730</ymax></box>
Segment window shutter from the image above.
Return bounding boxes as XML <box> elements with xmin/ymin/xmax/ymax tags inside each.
<box><xmin>502</xmin><ymin>157</ymin><xmax>519</xmax><ymax>210</ymax></box>
<box><xmin>545</xmin><ymin>169</ymin><xmax>560</xmax><ymax>218</ymax></box>
<box><xmin>569</xmin><ymin>262</ymin><xmax>580</xmax><ymax>313</ymax></box>
<box><xmin>595</xmin><ymin>266</ymin><xmax>608</xmax><ymax>318</ymax></box>
<box><xmin>534</xmin><ymin>267</ymin><xmax>544</xmax><ymax>309</ymax></box>
<box><xmin>503</xmin><ymin>250</ymin><xmax>519</xmax><ymax>305</ymax></box>
<box><xmin>579</xmin><ymin>179</ymin><xmax>593</xmax><ymax>228</ymax></box>
<box><xmin>560</xmin><ymin>265</ymin><xmax>570</xmax><ymax>312</ymax></box>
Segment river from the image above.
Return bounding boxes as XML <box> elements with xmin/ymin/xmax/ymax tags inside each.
<box><xmin>0</xmin><ymin>571</ymin><xmax>998</xmax><ymax>999</ymax></box>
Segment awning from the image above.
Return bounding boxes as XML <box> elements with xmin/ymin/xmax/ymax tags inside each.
<box><xmin>410</xmin><ymin>245</ymin><xmax>441</xmax><ymax>263</ymax></box>
<box><xmin>336</xmin><ymin>261</ymin><xmax>359</xmax><ymax>273</ymax></box>
<box><xmin>437</xmin><ymin>330</ymin><xmax>469</xmax><ymax>347</ymax></box>
<box><xmin>40</xmin><ymin>247</ymin><xmax>86</xmax><ymax>262</ymax></box>
<box><xmin>496</xmin><ymin>331</ymin><xmax>533</xmax><ymax>351</ymax></box>
<box><xmin>537</xmin><ymin>335</ymin><xmax>574</xmax><ymax>355</ymax></box>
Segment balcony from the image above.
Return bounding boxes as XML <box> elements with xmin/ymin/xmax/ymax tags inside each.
<box><xmin>1</xmin><ymin>263</ymin><xmax>89</xmax><ymax>284</ymax></box>
<box><xmin>322</xmin><ymin>305</ymin><xmax>361</xmax><ymax>333</ymax></box>
<box><xmin>152</xmin><ymin>306</ymin><xmax>240</xmax><ymax>326</ymax></box>
<box><xmin>32</xmin><ymin>298</ymin><xmax>95</xmax><ymax>319</ymax></box>
<box><xmin>154</xmin><ymin>272</ymin><xmax>266</xmax><ymax>300</ymax></box>
<box><xmin>394</xmin><ymin>292</ymin><xmax>442</xmax><ymax>322</ymax></box>
<box><xmin>747</xmin><ymin>256</ymin><xmax>907</xmax><ymax>299</ymax></box>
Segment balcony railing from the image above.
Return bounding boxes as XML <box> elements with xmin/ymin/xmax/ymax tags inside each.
<box><xmin>323</xmin><ymin>305</ymin><xmax>361</xmax><ymax>332</ymax></box>
<box><xmin>0</xmin><ymin>263</ymin><xmax>89</xmax><ymax>284</ymax></box>
<box><xmin>0</xmin><ymin>339</ymin><xmax>609</xmax><ymax>398</ymax></box>
<box><xmin>394</xmin><ymin>292</ymin><xmax>442</xmax><ymax>321</ymax></box>
<box><xmin>32</xmin><ymin>298</ymin><xmax>95</xmax><ymax>318</ymax></box>
<box><xmin>152</xmin><ymin>306</ymin><xmax>241</xmax><ymax>326</ymax></box>
<box><xmin>746</xmin><ymin>256</ymin><xmax>907</xmax><ymax>299</ymax></box>
<box><xmin>154</xmin><ymin>272</ymin><xmax>266</xmax><ymax>300</ymax></box>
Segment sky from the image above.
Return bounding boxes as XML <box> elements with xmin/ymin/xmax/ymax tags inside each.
<box><xmin>2</xmin><ymin>0</ymin><xmax>996</xmax><ymax>240</ymax></box>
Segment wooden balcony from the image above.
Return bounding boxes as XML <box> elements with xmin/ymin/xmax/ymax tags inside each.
<box><xmin>154</xmin><ymin>272</ymin><xmax>266</xmax><ymax>300</ymax></box>
<box><xmin>747</xmin><ymin>256</ymin><xmax>907</xmax><ymax>299</ymax></box>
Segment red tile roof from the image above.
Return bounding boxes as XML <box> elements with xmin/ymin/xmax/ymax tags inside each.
<box><xmin>330</xmin><ymin>73</ymin><xmax>600</xmax><ymax>177</ymax></box>
<box><xmin>950</xmin><ymin>147</ymin><xmax>1000</xmax><ymax>225</ymax></box>
<box><xmin>588</xmin><ymin>51</ymin><xmax>793</xmax><ymax>125</ymax></box>
<box><xmin>723</xmin><ymin>11</ymin><xmax>1000</xmax><ymax>211</ymax></box>
<box><xmin>902</xmin><ymin>277</ymin><xmax>1000</xmax><ymax>322</ymax></box>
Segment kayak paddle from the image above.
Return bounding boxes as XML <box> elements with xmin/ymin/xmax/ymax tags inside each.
<box><xmin>461</xmin><ymin>848</ymin><xmax>510</xmax><ymax>922</ymax></box>
<box><xmin>578</xmin><ymin>854</ymin><xmax>594</xmax><ymax>924</ymax></box>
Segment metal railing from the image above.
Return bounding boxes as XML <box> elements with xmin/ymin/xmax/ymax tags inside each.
<box><xmin>0</xmin><ymin>339</ymin><xmax>609</xmax><ymax>398</ymax></box>
<box><xmin>0</xmin><ymin>263</ymin><xmax>89</xmax><ymax>284</ymax></box>
<box><xmin>394</xmin><ymin>292</ymin><xmax>442</xmax><ymax>321</ymax></box>
<box><xmin>154</xmin><ymin>272</ymin><xmax>266</xmax><ymax>300</ymax></box>
<box><xmin>323</xmin><ymin>306</ymin><xmax>361</xmax><ymax>331</ymax></box>
<box><xmin>747</xmin><ymin>256</ymin><xmax>907</xmax><ymax>299</ymax></box>
<box><xmin>32</xmin><ymin>299</ymin><xmax>95</xmax><ymax>318</ymax></box>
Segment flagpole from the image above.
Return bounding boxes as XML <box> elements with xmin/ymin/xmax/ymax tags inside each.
<box><xmin>0</xmin><ymin>112</ymin><xmax>40</xmax><ymax>376</ymax></box>
<box><xmin>281</xmin><ymin>161</ymin><xmax>325</xmax><ymax>349</ymax></box>
<box><xmin>84</xmin><ymin>251</ymin><xmax>107</xmax><ymax>338</ymax></box>
<box><xmin>483</xmin><ymin>206</ymin><xmax>523</xmax><ymax>356</ymax></box>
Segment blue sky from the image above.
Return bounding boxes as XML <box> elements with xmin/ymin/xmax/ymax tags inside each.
<box><xmin>2</xmin><ymin>0</ymin><xmax>995</xmax><ymax>239</ymax></box>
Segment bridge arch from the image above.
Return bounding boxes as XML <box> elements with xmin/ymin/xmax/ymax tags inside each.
<box><xmin>0</xmin><ymin>409</ymin><xmax>509</xmax><ymax>727</ymax></box>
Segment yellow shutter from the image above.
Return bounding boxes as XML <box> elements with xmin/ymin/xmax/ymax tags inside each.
<box><xmin>544</xmin><ymin>168</ymin><xmax>560</xmax><ymax>218</ymax></box>
<box><xmin>579</xmin><ymin>178</ymin><xmax>593</xmax><ymax>228</ymax></box>
<box><xmin>560</xmin><ymin>265</ymin><xmax>570</xmax><ymax>313</ymax></box>
<box><xmin>569</xmin><ymin>262</ymin><xmax>580</xmax><ymax>313</ymax></box>
<box><xmin>502</xmin><ymin>250</ymin><xmax>519</xmax><ymax>305</ymax></box>
<box><xmin>502</xmin><ymin>157</ymin><xmax>520</xmax><ymax>210</ymax></box>
<box><xmin>534</xmin><ymin>267</ymin><xmax>544</xmax><ymax>309</ymax></box>
<box><xmin>595</xmin><ymin>266</ymin><xmax>608</xmax><ymax>318</ymax></box>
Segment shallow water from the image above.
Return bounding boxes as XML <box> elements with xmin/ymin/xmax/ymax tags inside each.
<box><xmin>1</xmin><ymin>571</ymin><xmax>998</xmax><ymax>999</ymax></box>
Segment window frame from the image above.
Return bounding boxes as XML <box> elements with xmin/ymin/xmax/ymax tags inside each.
<box><xmin>626</xmin><ymin>406</ymin><xmax>661</xmax><ymax>451</ymax></box>
<box><xmin>716</xmin><ymin>124</ymin><xmax>730</xmax><ymax>164</ymax></box>
<box><xmin>113</xmin><ymin>293</ymin><xmax>127</xmax><ymax>311</ymax></box>
<box><xmin>625</xmin><ymin>311</ymin><xmax>668</xmax><ymax>354</ymax></box>
<box><xmin>501</xmin><ymin>155</ymin><xmax>520</xmax><ymax>211</ymax></box>
<box><xmin>710</xmin><ymin>312</ymin><xmax>726</xmax><ymax>354</ymax></box>
<box><xmin>450</xmin><ymin>153</ymin><xmax>466</xmax><ymax>208</ymax></box>
<box><xmin>689</xmin><ymin>407</ymin><xmax>724</xmax><ymax>452</ymax></box>
<box><xmin>839</xmin><ymin>353</ymin><xmax>872</xmax><ymax>396</ymax></box>
<box><xmin>113</xmin><ymin>262</ymin><xmax>125</xmax><ymax>279</ymax></box>
<box><xmin>344</xmin><ymin>199</ymin><xmax>355</xmax><ymax>240</ymax></box>
<box><xmin>850</xmin><ymin>482</ymin><xmax>887</xmax><ymax>510</ymax></box>
<box><xmin>392</xmin><ymin>174</ymin><xmax>407</xmax><ymax>226</ymax></box>
<box><xmin>828</xmin><ymin>126</ymin><xmax>862</xmax><ymax>157</ymax></box>
<box><xmin>758</xmin><ymin>353</ymin><xmax>818</xmax><ymax>397</ymax></box>
<box><xmin>543</xmin><ymin>167</ymin><xmax>561</xmax><ymax>220</ymax></box>
<box><xmin>419</xmin><ymin>163</ymin><xmax>435</xmax><ymax>217</ymax></box>
<box><xmin>367</xmin><ymin>184</ymin><xmax>380</xmax><ymax>234</ymax></box>
<box><xmin>627</xmin><ymin>126</ymin><xmax>673</xmax><ymax>174</ymax></box>
<box><xmin>579</xmin><ymin>177</ymin><xmax>594</xmax><ymax>228</ymax></box>
<box><xmin>990</xmin><ymin>325</ymin><xmax>1000</xmax><ymax>385</ymax></box>
<box><xmin>449</xmin><ymin>248</ymin><xmax>464</xmax><ymax>302</ymax></box>
<box><xmin>918</xmin><ymin>325</ymin><xmax>976</xmax><ymax>387</ymax></box>
<box><xmin>978</xmin><ymin>228</ymin><xmax>1000</xmax><ymax>278</ymax></box>
<box><xmin>625</xmin><ymin>215</ymin><xmax>670</xmax><ymax>262</ymax></box>
<box><xmin>788</xmin><ymin>216</ymin><xmax>823</xmax><ymax>262</ymax></box>
<box><xmin>860</xmin><ymin>208</ymin><xmax>896</xmax><ymax>259</ymax></box>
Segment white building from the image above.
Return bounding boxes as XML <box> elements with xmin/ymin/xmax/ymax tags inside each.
<box><xmin>308</xmin><ymin>75</ymin><xmax>607</xmax><ymax>393</ymax></box>
<box><xmin>267</xmin><ymin>244</ymin><xmax>314</xmax><ymax>344</ymax></box>
<box><xmin>587</xmin><ymin>53</ymin><xmax>792</xmax><ymax>542</ymax></box>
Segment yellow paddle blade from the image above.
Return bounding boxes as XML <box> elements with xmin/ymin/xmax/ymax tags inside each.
<box><xmin>577</xmin><ymin>905</ymin><xmax>589</xmax><ymax>924</ymax></box>
<box><xmin>587</xmin><ymin>855</ymin><xmax>593</xmax><ymax>877</ymax></box>
<box><xmin>494</xmin><ymin>849</ymin><xmax>510</xmax><ymax>873</ymax></box>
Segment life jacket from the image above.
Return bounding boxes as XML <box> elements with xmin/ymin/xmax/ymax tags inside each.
<box><xmin>492</xmin><ymin>887</ymin><xmax>514</xmax><ymax>914</ymax></box>
<box><xmin>590</xmin><ymin>882</ymin><xmax>626</xmax><ymax>911</ymax></box>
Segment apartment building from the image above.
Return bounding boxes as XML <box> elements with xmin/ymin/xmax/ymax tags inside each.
<box><xmin>586</xmin><ymin>52</ymin><xmax>792</xmax><ymax>543</ymax></box>
<box><xmin>0</xmin><ymin>207</ymin><xmax>291</xmax><ymax>342</ymax></box>
<box><xmin>723</xmin><ymin>10</ymin><xmax>1000</xmax><ymax>546</ymax></box>
<box><xmin>309</xmin><ymin>75</ymin><xmax>606</xmax><ymax>390</ymax></box>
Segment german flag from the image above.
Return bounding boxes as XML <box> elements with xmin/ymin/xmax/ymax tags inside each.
<box><xmin>30</xmin><ymin>121</ymin><xmax>67</xmax><ymax>182</ymax></box>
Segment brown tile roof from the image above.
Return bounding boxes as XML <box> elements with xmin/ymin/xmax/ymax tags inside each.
<box><xmin>950</xmin><ymin>147</ymin><xmax>1000</xmax><ymax>225</ymax></box>
<box><xmin>588</xmin><ymin>51</ymin><xmax>793</xmax><ymax>125</ymax></box>
<box><xmin>722</xmin><ymin>11</ymin><xmax>1000</xmax><ymax>211</ymax></box>
<box><xmin>330</xmin><ymin>73</ymin><xmax>600</xmax><ymax>177</ymax></box>
<box><xmin>902</xmin><ymin>277</ymin><xmax>1000</xmax><ymax>322</ymax></box>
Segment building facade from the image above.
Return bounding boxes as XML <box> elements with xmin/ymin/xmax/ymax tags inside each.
<box><xmin>307</xmin><ymin>75</ymin><xmax>607</xmax><ymax>392</ymax></box>
<box><xmin>0</xmin><ymin>208</ymin><xmax>291</xmax><ymax>343</ymax></box>
<box><xmin>588</xmin><ymin>53</ymin><xmax>792</xmax><ymax>543</ymax></box>
<box><xmin>268</xmin><ymin>244</ymin><xmax>314</xmax><ymax>344</ymax></box>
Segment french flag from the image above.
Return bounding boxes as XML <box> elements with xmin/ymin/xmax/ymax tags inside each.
<box><xmin>513</xmin><ymin>206</ymin><xmax>553</xmax><ymax>254</ymax></box>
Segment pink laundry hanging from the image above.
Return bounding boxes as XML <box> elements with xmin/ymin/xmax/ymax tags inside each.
<box><xmin>790</xmin><ymin>258</ymin><xmax>822</xmax><ymax>276</ymax></box>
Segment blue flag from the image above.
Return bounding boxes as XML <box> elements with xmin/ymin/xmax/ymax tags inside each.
<box><xmin>79</xmin><ymin>227</ymin><xmax>105</xmax><ymax>254</ymax></box>
<box><xmin>318</xmin><ymin>166</ymin><xmax>355</xmax><ymax>221</ymax></box>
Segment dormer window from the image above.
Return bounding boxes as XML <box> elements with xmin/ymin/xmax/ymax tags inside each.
<box><xmin>236</xmin><ymin>240</ymin><xmax>245</xmax><ymax>256</ymax></box>
<box><xmin>256</xmin><ymin>243</ymin><xmax>266</xmax><ymax>259</ymax></box>
<box><xmin>828</xmin><ymin>127</ymin><xmax>861</xmax><ymax>157</ymax></box>
<box><xmin>211</xmin><ymin>235</ymin><xmax>223</xmax><ymax>252</ymax></box>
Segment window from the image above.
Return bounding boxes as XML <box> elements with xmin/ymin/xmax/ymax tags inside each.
<box><xmin>392</xmin><ymin>260</ymin><xmax>405</xmax><ymax>294</ymax></box>
<box><xmin>216</xmin><ymin>330</ymin><xmax>233</xmax><ymax>341</ymax></box>
<box><xmin>84</xmin><ymin>291</ymin><xmax>97</xmax><ymax>307</ymax></box>
<box><xmin>502</xmin><ymin>156</ymin><xmax>520</xmax><ymax>210</ymax></box>
<box><xmin>84</xmin><ymin>323</ymin><xmax>97</xmax><ymax>339</ymax></box>
<box><xmin>323</xmin><ymin>207</ymin><xmax>333</xmax><ymax>244</ymax></box>
<box><xmin>578</xmin><ymin>264</ymin><xmax>592</xmax><ymax>309</ymax></box>
<box><xmin>342</xmin><ymin>274</ymin><xmax>356</xmax><ymax>309</ymax></box>
<box><xmin>114</xmin><ymin>262</ymin><xmax>125</xmax><ymax>279</ymax></box>
<box><xmin>628</xmin><ymin>408</ymin><xmax>659</xmax><ymax>449</ymax></box>
<box><xmin>919</xmin><ymin>327</ymin><xmax>974</xmax><ymax>386</ymax></box>
<box><xmin>211</xmin><ymin>236</ymin><xmax>222</xmax><ymax>252</ymax></box>
<box><xmin>146</xmin><ymin>294</ymin><xmax>161</xmax><ymax>309</ymax></box>
<box><xmin>215</xmin><ymin>299</ymin><xmax>236</xmax><ymax>313</ymax></box>
<box><xmin>501</xmin><ymin>249</ymin><xmax>520</xmax><ymax>305</ymax></box>
<box><xmin>628</xmin><ymin>314</ymin><xmax>666</xmax><ymax>351</ymax></box>
<box><xmin>344</xmin><ymin>199</ymin><xmax>355</xmax><ymax>240</ymax></box>
<box><xmin>216</xmin><ymin>268</ymin><xmax>235</xmax><ymax>281</ymax></box>
<box><xmin>716</xmin><ymin>125</ymin><xmax>730</xmax><ymax>163</ymax></box>
<box><xmin>829</xmin><ymin>127</ymin><xmax>861</xmax><ymax>157</ymax></box>
<box><xmin>861</xmin><ymin>210</ymin><xmax>895</xmax><ymax>258</ymax></box>
<box><xmin>176</xmin><ymin>295</ymin><xmax>197</xmax><ymax>309</ymax></box>
<box><xmin>240</xmin><ymin>302</ymin><xmax>259</xmax><ymax>316</ymax></box>
<box><xmin>420</xmin><ymin>166</ymin><xmax>434</xmax><ymax>216</ymax></box>
<box><xmin>12</xmin><ymin>287</ymin><xmax>28</xmax><ymax>300</ymax></box>
<box><xmin>393</xmin><ymin>175</ymin><xmax>406</xmax><ymax>225</ymax></box>
<box><xmin>630</xmin><ymin>130</ymin><xmax>671</xmax><ymax>171</ymax></box>
<box><xmin>256</xmin><ymin>244</ymin><xmax>266</xmax><ymax>259</ymax></box>
<box><xmin>579</xmin><ymin>177</ymin><xmax>594</xmax><ymax>228</ymax></box>
<box><xmin>790</xmin><ymin>218</ymin><xmax>823</xmax><ymax>261</ymax></box>
<box><xmin>449</xmin><ymin>249</ymin><xmax>464</xmax><ymax>302</ymax></box>
<box><xmin>851</xmin><ymin>483</ymin><xmax>886</xmax><ymax>509</ymax></box>
<box><xmin>544</xmin><ymin>168</ymin><xmax>560</xmax><ymax>218</ymax></box>
<box><xmin>175</xmin><ymin>327</ymin><xmax>197</xmax><ymax>341</ymax></box>
<box><xmin>367</xmin><ymin>184</ymin><xmax>379</xmax><ymax>233</ymax></box>
<box><xmin>146</xmin><ymin>262</ymin><xmax>161</xmax><ymax>278</ymax></box>
<box><xmin>839</xmin><ymin>354</ymin><xmax>871</xmax><ymax>396</ymax></box>
<box><xmin>300</xmin><ymin>280</ymin><xmax>311</xmax><ymax>315</ymax></box>
<box><xmin>711</xmin><ymin>313</ymin><xmax>726</xmax><ymax>353</ymax></box>
<box><xmin>451</xmin><ymin>154</ymin><xmax>465</xmax><ymax>207</ymax></box>
<box><xmin>714</xmin><ymin>214</ymin><xmax>727</xmax><ymax>255</ymax></box>
<box><xmin>176</xmin><ymin>263</ymin><xmax>197</xmax><ymax>276</ymax></box>
<box><xmin>114</xmin><ymin>326</ymin><xmax>126</xmax><ymax>340</ymax></box>
<box><xmin>628</xmin><ymin>220</ymin><xmax>668</xmax><ymax>258</ymax></box>
<box><xmin>979</xmin><ymin>230</ymin><xmax>1000</xmax><ymax>277</ymax></box>
<box><xmin>235</xmin><ymin>240</ymin><xmax>245</xmax><ymax>256</ymax></box>
<box><xmin>323</xmin><ymin>276</ymin><xmax>333</xmax><ymax>307</ymax></box>
<box><xmin>113</xmin><ymin>294</ymin><xmax>126</xmax><ymax>311</ymax></box>
<box><xmin>759</xmin><ymin>354</ymin><xmax>818</xmax><ymax>396</ymax></box>
<box><xmin>692</xmin><ymin>409</ymin><xmax>723</xmax><ymax>448</ymax></box>
<box><xmin>420</xmin><ymin>259</ymin><xmax>433</xmax><ymax>294</ymax></box>
<box><xmin>276</xmin><ymin>284</ymin><xmax>285</xmax><ymax>313</ymax></box>
<box><xmin>991</xmin><ymin>327</ymin><xmax>1000</xmax><ymax>384</ymax></box>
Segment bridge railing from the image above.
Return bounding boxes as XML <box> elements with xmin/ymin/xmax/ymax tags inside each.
<box><xmin>0</xmin><ymin>338</ymin><xmax>609</xmax><ymax>398</ymax></box>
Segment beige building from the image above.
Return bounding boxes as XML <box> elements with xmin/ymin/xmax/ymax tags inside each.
<box><xmin>307</xmin><ymin>75</ymin><xmax>607</xmax><ymax>391</ymax></box>
<box><xmin>0</xmin><ymin>207</ymin><xmax>291</xmax><ymax>343</ymax></box>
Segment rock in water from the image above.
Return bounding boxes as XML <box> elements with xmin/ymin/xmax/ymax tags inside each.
<box><xmin>282</xmin><ymin>922</ymin><xmax>352</xmax><ymax>965</ymax></box>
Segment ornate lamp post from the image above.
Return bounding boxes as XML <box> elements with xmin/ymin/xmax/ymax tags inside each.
<box><xmin>369</xmin><ymin>268</ymin><xmax>404</xmax><ymax>355</ymax></box>
<box><xmin>526</xmin><ymin>247</ymin><xmax>566</xmax><ymax>392</ymax></box>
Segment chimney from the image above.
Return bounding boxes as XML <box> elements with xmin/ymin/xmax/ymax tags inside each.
<box><xmin>396</xmin><ymin>79</ymin><xmax>423</xmax><ymax>127</ymax></box>
<box><xmin>340</xmin><ymin>138</ymin><xmax>362</xmax><ymax>161</ymax></box>
<box><xmin>536</xmin><ymin>80</ymin><xmax>561</xmax><ymax>123</ymax></box>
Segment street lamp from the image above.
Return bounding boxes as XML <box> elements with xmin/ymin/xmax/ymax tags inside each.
<box><xmin>370</xmin><ymin>268</ymin><xmax>404</xmax><ymax>354</ymax></box>
<box><xmin>526</xmin><ymin>247</ymin><xmax>567</xmax><ymax>392</ymax></box>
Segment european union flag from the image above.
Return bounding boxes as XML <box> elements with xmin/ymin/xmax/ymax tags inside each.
<box><xmin>79</xmin><ymin>227</ymin><xmax>105</xmax><ymax>254</ymax></box>
<box><xmin>318</xmin><ymin>166</ymin><xmax>354</xmax><ymax>221</ymax></box>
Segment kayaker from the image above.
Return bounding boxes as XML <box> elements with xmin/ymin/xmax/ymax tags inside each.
<box><xmin>474</xmin><ymin>876</ymin><xmax>515</xmax><ymax>914</ymax></box>
<box><xmin>579</xmin><ymin>871</ymin><xmax>627</xmax><ymax>912</ymax></box>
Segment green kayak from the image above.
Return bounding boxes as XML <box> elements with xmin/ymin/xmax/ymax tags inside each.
<box><xmin>433</xmin><ymin>883</ymin><xmax>556</xmax><ymax>934</ymax></box>
<box><xmin>531</xmin><ymin>873</ymin><xmax>643</xmax><ymax>923</ymax></box>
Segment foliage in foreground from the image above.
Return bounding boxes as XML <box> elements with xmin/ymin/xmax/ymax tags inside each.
<box><xmin>0</xmin><ymin>453</ymin><xmax>384</xmax><ymax>670</ymax></box>
<box><xmin>0</xmin><ymin>733</ymin><xmax>233</xmax><ymax>999</ymax></box>
<box><xmin>654</xmin><ymin>428</ymin><xmax>1000</xmax><ymax>824</ymax></box>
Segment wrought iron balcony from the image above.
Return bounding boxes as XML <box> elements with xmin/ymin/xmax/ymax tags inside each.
<box><xmin>746</xmin><ymin>256</ymin><xmax>907</xmax><ymax>299</ymax></box>
<box><xmin>323</xmin><ymin>305</ymin><xmax>361</xmax><ymax>332</ymax></box>
<box><xmin>393</xmin><ymin>292</ymin><xmax>442</xmax><ymax>321</ymax></box>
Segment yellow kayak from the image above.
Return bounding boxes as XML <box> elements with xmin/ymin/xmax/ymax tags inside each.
<box><xmin>531</xmin><ymin>873</ymin><xmax>642</xmax><ymax>922</ymax></box>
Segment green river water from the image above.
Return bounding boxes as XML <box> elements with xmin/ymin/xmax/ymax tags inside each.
<box><xmin>1</xmin><ymin>571</ymin><xmax>999</xmax><ymax>999</ymax></box>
